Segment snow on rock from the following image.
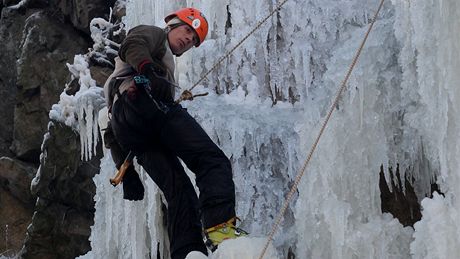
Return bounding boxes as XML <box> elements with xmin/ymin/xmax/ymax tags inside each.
<box><xmin>89</xmin><ymin>17</ymin><xmax>121</xmax><ymax>67</ymax></box>
<box><xmin>49</xmin><ymin>54</ymin><xmax>105</xmax><ymax>161</ymax></box>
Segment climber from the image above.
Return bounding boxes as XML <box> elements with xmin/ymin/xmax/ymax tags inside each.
<box><xmin>102</xmin><ymin>7</ymin><xmax>246</xmax><ymax>259</ymax></box>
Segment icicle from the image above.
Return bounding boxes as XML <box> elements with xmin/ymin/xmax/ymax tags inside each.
<box><xmin>81</xmin><ymin>0</ymin><xmax>460</xmax><ymax>258</ymax></box>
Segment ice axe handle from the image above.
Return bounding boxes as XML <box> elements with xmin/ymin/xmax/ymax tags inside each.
<box><xmin>109</xmin><ymin>152</ymin><xmax>134</xmax><ymax>187</ymax></box>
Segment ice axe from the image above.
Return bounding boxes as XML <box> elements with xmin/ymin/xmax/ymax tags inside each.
<box><xmin>109</xmin><ymin>151</ymin><xmax>134</xmax><ymax>186</ymax></box>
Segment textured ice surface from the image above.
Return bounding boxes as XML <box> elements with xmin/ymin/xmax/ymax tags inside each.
<box><xmin>73</xmin><ymin>0</ymin><xmax>460</xmax><ymax>258</ymax></box>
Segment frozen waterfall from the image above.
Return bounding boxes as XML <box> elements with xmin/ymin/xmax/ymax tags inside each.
<box><xmin>71</xmin><ymin>0</ymin><xmax>460</xmax><ymax>258</ymax></box>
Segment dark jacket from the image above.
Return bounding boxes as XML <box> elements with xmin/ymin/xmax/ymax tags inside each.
<box><xmin>119</xmin><ymin>25</ymin><xmax>167</xmax><ymax>71</ymax></box>
<box><xmin>104</xmin><ymin>25</ymin><xmax>176</xmax><ymax>109</ymax></box>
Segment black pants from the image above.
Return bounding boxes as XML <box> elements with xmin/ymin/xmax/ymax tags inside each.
<box><xmin>111</xmin><ymin>90</ymin><xmax>236</xmax><ymax>258</ymax></box>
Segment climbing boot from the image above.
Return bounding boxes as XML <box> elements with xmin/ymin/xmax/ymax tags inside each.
<box><xmin>204</xmin><ymin>217</ymin><xmax>248</xmax><ymax>251</ymax></box>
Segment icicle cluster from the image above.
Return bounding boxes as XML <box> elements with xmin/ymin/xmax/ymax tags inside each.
<box><xmin>77</xmin><ymin>0</ymin><xmax>460</xmax><ymax>258</ymax></box>
<box><xmin>49</xmin><ymin>55</ymin><xmax>105</xmax><ymax>160</ymax></box>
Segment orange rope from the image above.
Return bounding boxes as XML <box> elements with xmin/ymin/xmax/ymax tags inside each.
<box><xmin>175</xmin><ymin>0</ymin><xmax>291</xmax><ymax>103</ymax></box>
<box><xmin>257</xmin><ymin>0</ymin><xmax>386</xmax><ymax>258</ymax></box>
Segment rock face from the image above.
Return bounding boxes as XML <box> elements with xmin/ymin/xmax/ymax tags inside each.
<box><xmin>379</xmin><ymin>165</ymin><xmax>442</xmax><ymax>227</ymax></box>
<box><xmin>0</xmin><ymin>157</ymin><xmax>35</xmax><ymax>257</ymax></box>
<box><xmin>50</xmin><ymin>0</ymin><xmax>116</xmax><ymax>34</ymax></box>
<box><xmin>0</xmin><ymin>0</ymin><xmax>113</xmax><ymax>257</ymax></box>
<box><xmin>19</xmin><ymin>121</ymin><xmax>102</xmax><ymax>259</ymax></box>
<box><xmin>13</xmin><ymin>10</ymin><xmax>89</xmax><ymax>162</ymax></box>
<box><xmin>0</xmin><ymin>157</ymin><xmax>36</xmax><ymax>205</ymax></box>
<box><xmin>0</xmin><ymin>6</ymin><xmax>25</xmax><ymax>158</ymax></box>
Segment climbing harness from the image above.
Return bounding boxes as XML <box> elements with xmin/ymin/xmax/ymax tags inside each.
<box><xmin>175</xmin><ymin>0</ymin><xmax>291</xmax><ymax>103</ymax></box>
<box><xmin>108</xmin><ymin>74</ymin><xmax>170</xmax><ymax>187</ymax></box>
<box><xmin>134</xmin><ymin>74</ymin><xmax>170</xmax><ymax>114</ymax></box>
<box><xmin>257</xmin><ymin>0</ymin><xmax>386</xmax><ymax>258</ymax></box>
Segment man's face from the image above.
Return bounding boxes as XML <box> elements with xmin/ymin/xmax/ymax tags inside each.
<box><xmin>167</xmin><ymin>24</ymin><xmax>198</xmax><ymax>55</ymax></box>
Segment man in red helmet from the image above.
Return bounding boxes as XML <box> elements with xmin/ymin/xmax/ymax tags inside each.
<box><xmin>103</xmin><ymin>7</ymin><xmax>246</xmax><ymax>259</ymax></box>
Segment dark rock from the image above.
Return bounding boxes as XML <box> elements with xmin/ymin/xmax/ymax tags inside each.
<box><xmin>11</xmin><ymin>11</ymin><xmax>89</xmax><ymax>162</ymax></box>
<box><xmin>4</xmin><ymin>0</ymin><xmax>49</xmax><ymax>9</ymax></box>
<box><xmin>89</xmin><ymin>65</ymin><xmax>112</xmax><ymax>87</ymax></box>
<box><xmin>26</xmin><ymin>0</ymin><xmax>50</xmax><ymax>9</ymax></box>
<box><xmin>0</xmin><ymin>188</ymin><xmax>34</xmax><ymax>256</ymax></box>
<box><xmin>0</xmin><ymin>157</ymin><xmax>37</xmax><ymax>204</ymax></box>
<box><xmin>3</xmin><ymin>0</ymin><xmax>21</xmax><ymax>7</ymax></box>
<box><xmin>0</xmin><ymin>6</ymin><xmax>34</xmax><ymax>157</ymax></box>
<box><xmin>0</xmin><ymin>157</ymin><xmax>36</xmax><ymax>255</ymax></box>
<box><xmin>50</xmin><ymin>0</ymin><xmax>114</xmax><ymax>35</ymax></box>
<box><xmin>379</xmin><ymin>164</ymin><xmax>422</xmax><ymax>227</ymax></box>
<box><xmin>0</xmin><ymin>0</ymin><xmax>115</xmax><ymax>256</ymax></box>
<box><xmin>20</xmin><ymin>203</ymin><xmax>93</xmax><ymax>259</ymax></box>
<box><xmin>30</xmin><ymin>121</ymin><xmax>97</xmax><ymax>210</ymax></box>
<box><xmin>64</xmin><ymin>78</ymin><xmax>80</xmax><ymax>96</ymax></box>
<box><xmin>112</xmin><ymin>0</ymin><xmax>125</xmax><ymax>22</ymax></box>
<box><xmin>21</xmin><ymin>120</ymin><xmax>102</xmax><ymax>259</ymax></box>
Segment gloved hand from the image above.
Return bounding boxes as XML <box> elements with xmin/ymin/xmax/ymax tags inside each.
<box><xmin>126</xmin><ymin>84</ymin><xmax>138</xmax><ymax>100</ymax></box>
<box><xmin>122</xmin><ymin>164</ymin><xmax>145</xmax><ymax>201</ymax></box>
<box><xmin>140</xmin><ymin>62</ymin><xmax>173</xmax><ymax>102</ymax></box>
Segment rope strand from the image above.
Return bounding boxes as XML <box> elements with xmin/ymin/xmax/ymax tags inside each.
<box><xmin>176</xmin><ymin>0</ymin><xmax>291</xmax><ymax>102</ymax></box>
<box><xmin>257</xmin><ymin>0</ymin><xmax>386</xmax><ymax>258</ymax></box>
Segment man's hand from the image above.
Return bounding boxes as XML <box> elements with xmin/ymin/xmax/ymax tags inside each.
<box><xmin>122</xmin><ymin>164</ymin><xmax>145</xmax><ymax>201</ymax></box>
<box><xmin>140</xmin><ymin>63</ymin><xmax>173</xmax><ymax>102</ymax></box>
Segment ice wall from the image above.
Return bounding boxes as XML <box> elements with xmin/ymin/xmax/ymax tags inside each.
<box><xmin>174</xmin><ymin>0</ymin><xmax>414</xmax><ymax>258</ymax></box>
<box><xmin>85</xmin><ymin>152</ymin><xmax>170</xmax><ymax>259</ymax></box>
<box><xmin>392</xmin><ymin>0</ymin><xmax>460</xmax><ymax>258</ymax></box>
<box><xmin>80</xmin><ymin>0</ymin><xmax>460</xmax><ymax>258</ymax></box>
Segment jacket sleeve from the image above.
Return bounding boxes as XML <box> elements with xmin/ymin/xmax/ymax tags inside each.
<box><xmin>119</xmin><ymin>25</ymin><xmax>167</xmax><ymax>72</ymax></box>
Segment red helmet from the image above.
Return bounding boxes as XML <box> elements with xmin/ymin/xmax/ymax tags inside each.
<box><xmin>165</xmin><ymin>7</ymin><xmax>208</xmax><ymax>47</ymax></box>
